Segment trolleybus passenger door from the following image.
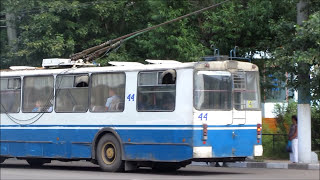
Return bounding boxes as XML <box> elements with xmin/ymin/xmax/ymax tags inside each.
<box><xmin>232</xmin><ymin>71</ymin><xmax>246</xmax><ymax>125</ymax></box>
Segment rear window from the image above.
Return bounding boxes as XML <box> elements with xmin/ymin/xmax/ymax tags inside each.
<box><xmin>194</xmin><ymin>71</ymin><xmax>232</xmax><ymax>110</ymax></box>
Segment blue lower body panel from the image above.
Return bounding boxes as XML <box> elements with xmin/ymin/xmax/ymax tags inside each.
<box><xmin>193</xmin><ymin>128</ymin><xmax>258</xmax><ymax>157</ymax></box>
<box><xmin>0</xmin><ymin>128</ymin><xmax>194</xmax><ymax>161</ymax></box>
<box><xmin>0</xmin><ymin>126</ymin><xmax>259</xmax><ymax>161</ymax></box>
<box><xmin>0</xmin><ymin>129</ymin><xmax>96</xmax><ymax>158</ymax></box>
<box><xmin>124</xmin><ymin>144</ymin><xmax>192</xmax><ymax>162</ymax></box>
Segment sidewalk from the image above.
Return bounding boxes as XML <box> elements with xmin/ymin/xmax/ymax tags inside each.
<box><xmin>191</xmin><ymin>160</ymin><xmax>320</xmax><ymax>170</ymax></box>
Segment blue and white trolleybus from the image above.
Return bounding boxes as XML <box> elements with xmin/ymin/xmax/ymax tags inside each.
<box><xmin>0</xmin><ymin>59</ymin><xmax>263</xmax><ymax>171</ymax></box>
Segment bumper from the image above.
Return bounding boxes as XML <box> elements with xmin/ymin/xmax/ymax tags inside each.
<box><xmin>193</xmin><ymin>146</ymin><xmax>213</xmax><ymax>158</ymax></box>
<box><xmin>254</xmin><ymin>145</ymin><xmax>263</xmax><ymax>156</ymax></box>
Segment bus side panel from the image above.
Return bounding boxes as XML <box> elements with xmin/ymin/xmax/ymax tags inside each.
<box><xmin>0</xmin><ymin>129</ymin><xmax>97</xmax><ymax>159</ymax></box>
<box><xmin>124</xmin><ymin>144</ymin><xmax>192</xmax><ymax>162</ymax></box>
<box><xmin>117</xmin><ymin>129</ymin><xmax>193</xmax><ymax>161</ymax></box>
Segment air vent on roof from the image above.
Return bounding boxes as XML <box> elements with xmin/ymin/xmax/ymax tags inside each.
<box><xmin>145</xmin><ymin>59</ymin><xmax>181</xmax><ymax>64</ymax></box>
<box><xmin>108</xmin><ymin>61</ymin><xmax>144</xmax><ymax>66</ymax></box>
<box><xmin>9</xmin><ymin>66</ymin><xmax>36</xmax><ymax>70</ymax></box>
<box><xmin>42</xmin><ymin>58</ymin><xmax>96</xmax><ymax>68</ymax></box>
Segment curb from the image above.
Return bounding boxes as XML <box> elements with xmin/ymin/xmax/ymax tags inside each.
<box><xmin>224</xmin><ymin>162</ymin><xmax>319</xmax><ymax>170</ymax></box>
<box><xmin>190</xmin><ymin>162</ymin><xmax>320</xmax><ymax>170</ymax></box>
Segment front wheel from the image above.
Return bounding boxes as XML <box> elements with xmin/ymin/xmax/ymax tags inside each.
<box><xmin>96</xmin><ymin>134</ymin><xmax>124</xmax><ymax>172</ymax></box>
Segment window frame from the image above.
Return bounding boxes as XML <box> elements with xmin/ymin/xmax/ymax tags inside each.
<box><xmin>136</xmin><ymin>70</ymin><xmax>177</xmax><ymax>112</ymax></box>
<box><xmin>55</xmin><ymin>73</ymin><xmax>90</xmax><ymax>113</ymax></box>
<box><xmin>22</xmin><ymin>75</ymin><xmax>54</xmax><ymax>113</ymax></box>
<box><xmin>0</xmin><ymin>76</ymin><xmax>22</xmax><ymax>114</ymax></box>
<box><xmin>89</xmin><ymin>72</ymin><xmax>126</xmax><ymax>113</ymax></box>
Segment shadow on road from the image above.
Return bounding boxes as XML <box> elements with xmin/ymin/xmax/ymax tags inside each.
<box><xmin>134</xmin><ymin>167</ymin><xmax>248</xmax><ymax>176</ymax></box>
<box><xmin>0</xmin><ymin>163</ymin><xmax>248</xmax><ymax>176</ymax></box>
<box><xmin>0</xmin><ymin>163</ymin><xmax>101</xmax><ymax>172</ymax></box>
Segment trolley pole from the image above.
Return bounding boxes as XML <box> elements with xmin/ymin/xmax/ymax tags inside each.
<box><xmin>296</xmin><ymin>0</ymin><xmax>312</xmax><ymax>163</ymax></box>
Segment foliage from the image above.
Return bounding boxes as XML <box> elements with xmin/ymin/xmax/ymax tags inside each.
<box><xmin>272</xmin><ymin>10</ymin><xmax>320</xmax><ymax>103</ymax></box>
<box><xmin>3</xmin><ymin>0</ymin><xmax>317</xmax><ymax>100</ymax></box>
<box><xmin>0</xmin><ymin>0</ymin><xmax>308</xmax><ymax>65</ymax></box>
<box><xmin>273</xmin><ymin>101</ymin><xmax>297</xmax><ymax>134</ymax></box>
<box><xmin>262</xmin><ymin>123</ymin><xmax>289</xmax><ymax>159</ymax></box>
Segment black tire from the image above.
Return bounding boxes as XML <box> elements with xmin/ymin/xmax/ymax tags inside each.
<box><xmin>152</xmin><ymin>163</ymin><xmax>181</xmax><ymax>172</ymax></box>
<box><xmin>96</xmin><ymin>134</ymin><xmax>124</xmax><ymax>172</ymax></box>
<box><xmin>0</xmin><ymin>157</ymin><xmax>5</xmax><ymax>164</ymax></box>
<box><xmin>26</xmin><ymin>159</ymin><xmax>46</xmax><ymax>167</ymax></box>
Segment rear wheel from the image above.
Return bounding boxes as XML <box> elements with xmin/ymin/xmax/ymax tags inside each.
<box><xmin>26</xmin><ymin>159</ymin><xmax>48</xmax><ymax>167</ymax></box>
<box><xmin>96</xmin><ymin>134</ymin><xmax>124</xmax><ymax>172</ymax></box>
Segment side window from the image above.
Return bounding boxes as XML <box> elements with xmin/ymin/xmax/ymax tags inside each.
<box><xmin>137</xmin><ymin>70</ymin><xmax>176</xmax><ymax>112</ymax></box>
<box><xmin>23</xmin><ymin>76</ymin><xmax>54</xmax><ymax>112</ymax></box>
<box><xmin>55</xmin><ymin>74</ymin><xmax>89</xmax><ymax>112</ymax></box>
<box><xmin>90</xmin><ymin>73</ymin><xmax>125</xmax><ymax>112</ymax></box>
<box><xmin>0</xmin><ymin>77</ymin><xmax>21</xmax><ymax>113</ymax></box>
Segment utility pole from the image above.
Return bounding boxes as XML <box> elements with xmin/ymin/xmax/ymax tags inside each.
<box><xmin>5</xmin><ymin>12</ymin><xmax>18</xmax><ymax>51</ymax></box>
<box><xmin>296</xmin><ymin>0</ymin><xmax>311</xmax><ymax>163</ymax></box>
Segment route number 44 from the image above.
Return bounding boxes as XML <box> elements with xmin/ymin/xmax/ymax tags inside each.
<box><xmin>127</xmin><ymin>94</ymin><xmax>135</xmax><ymax>101</ymax></box>
<box><xmin>198</xmin><ymin>113</ymin><xmax>208</xmax><ymax>121</ymax></box>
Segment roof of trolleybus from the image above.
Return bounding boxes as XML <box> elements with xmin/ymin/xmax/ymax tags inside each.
<box><xmin>0</xmin><ymin>60</ymin><xmax>258</xmax><ymax>77</ymax></box>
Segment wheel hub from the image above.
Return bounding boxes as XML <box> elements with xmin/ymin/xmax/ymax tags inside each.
<box><xmin>106</xmin><ymin>147</ymin><xmax>114</xmax><ymax>159</ymax></box>
<box><xmin>101</xmin><ymin>142</ymin><xmax>116</xmax><ymax>165</ymax></box>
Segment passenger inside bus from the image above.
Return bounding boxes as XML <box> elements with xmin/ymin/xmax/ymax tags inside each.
<box><xmin>47</xmin><ymin>99</ymin><xmax>53</xmax><ymax>112</ymax></box>
<box><xmin>32</xmin><ymin>100</ymin><xmax>42</xmax><ymax>112</ymax></box>
<box><xmin>105</xmin><ymin>88</ymin><xmax>121</xmax><ymax>111</ymax></box>
<box><xmin>160</xmin><ymin>70</ymin><xmax>176</xmax><ymax>84</ymax></box>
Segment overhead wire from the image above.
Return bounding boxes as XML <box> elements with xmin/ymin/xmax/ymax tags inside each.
<box><xmin>1</xmin><ymin>0</ymin><xmax>231</xmax><ymax>124</ymax></box>
<box><xmin>71</xmin><ymin>0</ymin><xmax>231</xmax><ymax>61</ymax></box>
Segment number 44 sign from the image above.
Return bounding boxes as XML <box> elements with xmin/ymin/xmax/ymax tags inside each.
<box><xmin>127</xmin><ymin>94</ymin><xmax>135</xmax><ymax>101</ymax></box>
<box><xmin>198</xmin><ymin>113</ymin><xmax>208</xmax><ymax>121</ymax></box>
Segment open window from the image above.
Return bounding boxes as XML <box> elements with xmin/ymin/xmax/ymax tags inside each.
<box><xmin>137</xmin><ymin>70</ymin><xmax>176</xmax><ymax>112</ymax></box>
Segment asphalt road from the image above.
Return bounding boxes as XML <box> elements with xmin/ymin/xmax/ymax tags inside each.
<box><xmin>0</xmin><ymin>159</ymin><xmax>319</xmax><ymax>180</ymax></box>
